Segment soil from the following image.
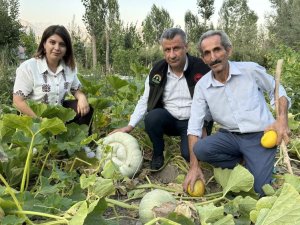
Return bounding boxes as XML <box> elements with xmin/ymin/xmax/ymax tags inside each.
<box><xmin>103</xmin><ymin>149</ymin><xmax>220</xmax><ymax>225</ymax></box>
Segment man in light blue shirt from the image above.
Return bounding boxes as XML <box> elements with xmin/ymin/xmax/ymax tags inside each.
<box><xmin>183</xmin><ymin>30</ymin><xmax>290</xmax><ymax>196</ymax></box>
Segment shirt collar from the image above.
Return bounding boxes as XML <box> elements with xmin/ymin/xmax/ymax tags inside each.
<box><xmin>37</xmin><ymin>57</ymin><xmax>66</xmax><ymax>75</ymax></box>
<box><xmin>206</xmin><ymin>61</ymin><xmax>242</xmax><ymax>88</ymax></box>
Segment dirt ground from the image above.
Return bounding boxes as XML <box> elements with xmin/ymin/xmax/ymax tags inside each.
<box><xmin>103</xmin><ymin>150</ymin><xmax>220</xmax><ymax>225</ymax></box>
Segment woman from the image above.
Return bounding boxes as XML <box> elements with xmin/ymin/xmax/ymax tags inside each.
<box><xmin>13</xmin><ymin>25</ymin><xmax>93</xmax><ymax>134</ymax></box>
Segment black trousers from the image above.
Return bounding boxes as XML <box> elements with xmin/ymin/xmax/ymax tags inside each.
<box><xmin>62</xmin><ymin>100</ymin><xmax>93</xmax><ymax>135</ymax></box>
<box><xmin>144</xmin><ymin>108</ymin><xmax>190</xmax><ymax>161</ymax></box>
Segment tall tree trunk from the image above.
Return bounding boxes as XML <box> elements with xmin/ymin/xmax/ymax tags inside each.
<box><xmin>105</xmin><ymin>26</ymin><xmax>110</xmax><ymax>75</ymax></box>
<box><xmin>91</xmin><ymin>33</ymin><xmax>97</xmax><ymax>69</ymax></box>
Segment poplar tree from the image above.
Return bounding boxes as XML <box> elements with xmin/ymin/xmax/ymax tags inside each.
<box><xmin>142</xmin><ymin>4</ymin><xmax>174</xmax><ymax>46</ymax></box>
<box><xmin>218</xmin><ymin>0</ymin><xmax>258</xmax><ymax>61</ymax></box>
<box><xmin>268</xmin><ymin>0</ymin><xmax>300</xmax><ymax>49</ymax></box>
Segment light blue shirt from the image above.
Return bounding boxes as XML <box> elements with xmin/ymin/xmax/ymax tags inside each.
<box><xmin>187</xmin><ymin>61</ymin><xmax>291</xmax><ymax>137</ymax></box>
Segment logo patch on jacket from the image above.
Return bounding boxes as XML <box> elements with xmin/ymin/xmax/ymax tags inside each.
<box><xmin>193</xmin><ymin>73</ymin><xmax>204</xmax><ymax>82</ymax></box>
<box><xmin>152</xmin><ymin>74</ymin><xmax>162</xmax><ymax>84</ymax></box>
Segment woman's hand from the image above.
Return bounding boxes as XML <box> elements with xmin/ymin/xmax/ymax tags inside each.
<box><xmin>74</xmin><ymin>90</ymin><xmax>90</xmax><ymax>116</ymax></box>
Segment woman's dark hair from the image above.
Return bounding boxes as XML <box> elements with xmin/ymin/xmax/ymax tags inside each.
<box><xmin>35</xmin><ymin>25</ymin><xmax>76</xmax><ymax>70</ymax></box>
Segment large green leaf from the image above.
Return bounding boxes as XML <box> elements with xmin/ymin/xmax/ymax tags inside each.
<box><xmin>2</xmin><ymin>114</ymin><xmax>33</xmax><ymax>136</ymax></box>
<box><xmin>213</xmin><ymin>214</ymin><xmax>235</xmax><ymax>225</ymax></box>
<box><xmin>214</xmin><ymin>165</ymin><xmax>254</xmax><ymax>195</ymax></box>
<box><xmin>40</xmin><ymin>117</ymin><xmax>67</xmax><ymax>135</ymax></box>
<box><xmin>69</xmin><ymin>201</ymin><xmax>88</xmax><ymax>225</ymax></box>
<box><xmin>41</xmin><ymin>106</ymin><xmax>76</xmax><ymax>123</ymax></box>
<box><xmin>107</xmin><ymin>75</ymin><xmax>129</xmax><ymax>90</ymax></box>
<box><xmin>29</xmin><ymin>101</ymin><xmax>76</xmax><ymax>122</ymax></box>
<box><xmin>88</xmin><ymin>97</ymin><xmax>111</xmax><ymax>111</ymax></box>
<box><xmin>255</xmin><ymin>183</ymin><xmax>300</xmax><ymax>224</ymax></box>
<box><xmin>284</xmin><ymin>174</ymin><xmax>300</xmax><ymax>192</ymax></box>
<box><xmin>196</xmin><ymin>203</ymin><xmax>225</xmax><ymax>224</ymax></box>
<box><xmin>93</xmin><ymin>177</ymin><xmax>115</xmax><ymax>199</ymax></box>
<box><xmin>84</xmin><ymin>198</ymin><xmax>109</xmax><ymax>225</ymax></box>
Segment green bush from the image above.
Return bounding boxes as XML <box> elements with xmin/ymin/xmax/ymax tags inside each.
<box><xmin>266</xmin><ymin>45</ymin><xmax>300</xmax><ymax>115</ymax></box>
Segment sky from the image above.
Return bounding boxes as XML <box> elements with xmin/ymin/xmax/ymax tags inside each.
<box><xmin>19</xmin><ymin>0</ymin><xmax>272</xmax><ymax>34</ymax></box>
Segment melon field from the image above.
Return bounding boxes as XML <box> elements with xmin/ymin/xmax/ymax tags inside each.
<box><xmin>1</xmin><ymin>49</ymin><xmax>300</xmax><ymax>225</ymax></box>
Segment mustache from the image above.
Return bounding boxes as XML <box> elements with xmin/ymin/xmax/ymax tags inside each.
<box><xmin>209</xmin><ymin>59</ymin><xmax>222</xmax><ymax>67</ymax></box>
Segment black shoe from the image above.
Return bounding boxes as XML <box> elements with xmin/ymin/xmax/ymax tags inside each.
<box><xmin>150</xmin><ymin>155</ymin><xmax>164</xmax><ymax>170</ymax></box>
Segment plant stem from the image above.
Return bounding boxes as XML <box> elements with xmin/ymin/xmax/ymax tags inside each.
<box><xmin>10</xmin><ymin>210</ymin><xmax>69</xmax><ymax>223</ymax></box>
<box><xmin>69</xmin><ymin>157</ymin><xmax>92</xmax><ymax>172</ymax></box>
<box><xmin>32</xmin><ymin>150</ymin><xmax>51</xmax><ymax>193</ymax></box>
<box><xmin>0</xmin><ymin>174</ymin><xmax>33</xmax><ymax>225</ymax></box>
<box><xmin>105</xmin><ymin>198</ymin><xmax>139</xmax><ymax>210</ymax></box>
<box><xmin>20</xmin><ymin>134</ymin><xmax>35</xmax><ymax>193</ymax></box>
<box><xmin>136</xmin><ymin>183</ymin><xmax>178</xmax><ymax>193</ymax></box>
<box><xmin>34</xmin><ymin>221</ymin><xmax>69</xmax><ymax>225</ymax></box>
<box><xmin>194</xmin><ymin>196</ymin><xmax>224</xmax><ymax>206</ymax></box>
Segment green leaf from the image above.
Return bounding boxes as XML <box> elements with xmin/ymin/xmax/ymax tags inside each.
<box><xmin>213</xmin><ymin>214</ymin><xmax>235</xmax><ymax>225</ymax></box>
<box><xmin>0</xmin><ymin>145</ymin><xmax>8</xmax><ymax>162</ymax></box>
<box><xmin>93</xmin><ymin>177</ymin><xmax>115</xmax><ymax>199</ymax></box>
<box><xmin>0</xmin><ymin>120</ymin><xmax>15</xmax><ymax>143</ymax></box>
<box><xmin>88</xmin><ymin>97</ymin><xmax>111</xmax><ymax>111</ymax></box>
<box><xmin>101</xmin><ymin>160</ymin><xmax>120</xmax><ymax>179</ymax></box>
<box><xmin>38</xmin><ymin>176</ymin><xmax>59</xmax><ymax>195</ymax></box>
<box><xmin>255</xmin><ymin>183</ymin><xmax>300</xmax><ymax>224</ymax></box>
<box><xmin>1</xmin><ymin>215</ymin><xmax>26</xmax><ymax>225</ymax></box>
<box><xmin>262</xmin><ymin>184</ymin><xmax>276</xmax><ymax>196</ymax></box>
<box><xmin>256</xmin><ymin>196</ymin><xmax>277</xmax><ymax>211</ymax></box>
<box><xmin>284</xmin><ymin>174</ymin><xmax>300</xmax><ymax>192</ymax></box>
<box><xmin>235</xmin><ymin>196</ymin><xmax>257</xmax><ymax>216</ymax></box>
<box><xmin>107</xmin><ymin>75</ymin><xmax>129</xmax><ymax>90</ymax></box>
<box><xmin>163</xmin><ymin>212</ymin><xmax>194</xmax><ymax>225</ymax></box>
<box><xmin>80</xmin><ymin>174</ymin><xmax>96</xmax><ymax>189</ymax></box>
<box><xmin>84</xmin><ymin>198</ymin><xmax>108</xmax><ymax>225</ymax></box>
<box><xmin>288</xmin><ymin>113</ymin><xmax>300</xmax><ymax>130</ymax></box>
<box><xmin>196</xmin><ymin>203</ymin><xmax>225</xmax><ymax>224</ymax></box>
<box><xmin>77</xmin><ymin>74</ymin><xmax>102</xmax><ymax>96</ymax></box>
<box><xmin>2</xmin><ymin>114</ymin><xmax>33</xmax><ymax>136</ymax></box>
<box><xmin>40</xmin><ymin>117</ymin><xmax>67</xmax><ymax>135</ymax></box>
<box><xmin>41</xmin><ymin>105</ymin><xmax>76</xmax><ymax>123</ymax></box>
<box><xmin>28</xmin><ymin>101</ymin><xmax>48</xmax><ymax>116</ymax></box>
<box><xmin>80</xmin><ymin>133</ymin><xmax>98</xmax><ymax>145</ymax></box>
<box><xmin>29</xmin><ymin>101</ymin><xmax>76</xmax><ymax>122</ymax></box>
<box><xmin>69</xmin><ymin>201</ymin><xmax>88</xmax><ymax>225</ymax></box>
<box><xmin>214</xmin><ymin>165</ymin><xmax>254</xmax><ymax>195</ymax></box>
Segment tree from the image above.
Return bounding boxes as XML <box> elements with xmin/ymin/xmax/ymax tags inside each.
<box><xmin>218</xmin><ymin>0</ymin><xmax>259</xmax><ymax>61</ymax></box>
<box><xmin>267</xmin><ymin>0</ymin><xmax>300</xmax><ymax>49</ymax></box>
<box><xmin>142</xmin><ymin>4</ymin><xmax>174</xmax><ymax>46</ymax></box>
<box><xmin>82</xmin><ymin>0</ymin><xmax>120</xmax><ymax>73</ymax></box>
<box><xmin>184</xmin><ymin>10</ymin><xmax>204</xmax><ymax>44</ymax></box>
<box><xmin>20</xmin><ymin>27</ymin><xmax>37</xmax><ymax>59</ymax></box>
<box><xmin>68</xmin><ymin>16</ymin><xmax>88</xmax><ymax>68</ymax></box>
<box><xmin>197</xmin><ymin>0</ymin><xmax>214</xmax><ymax>28</ymax></box>
<box><xmin>0</xmin><ymin>0</ymin><xmax>21</xmax><ymax>59</ymax></box>
<box><xmin>82</xmin><ymin>0</ymin><xmax>106</xmax><ymax>69</ymax></box>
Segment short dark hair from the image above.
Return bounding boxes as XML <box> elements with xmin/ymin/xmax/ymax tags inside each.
<box><xmin>35</xmin><ymin>25</ymin><xmax>76</xmax><ymax>70</ymax></box>
<box><xmin>198</xmin><ymin>30</ymin><xmax>232</xmax><ymax>56</ymax></box>
<box><xmin>160</xmin><ymin>28</ymin><xmax>187</xmax><ymax>44</ymax></box>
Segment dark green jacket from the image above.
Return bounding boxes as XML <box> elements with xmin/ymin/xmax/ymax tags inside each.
<box><xmin>147</xmin><ymin>54</ymin><xmax>210</xmax><ymax>111</ymax></box>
